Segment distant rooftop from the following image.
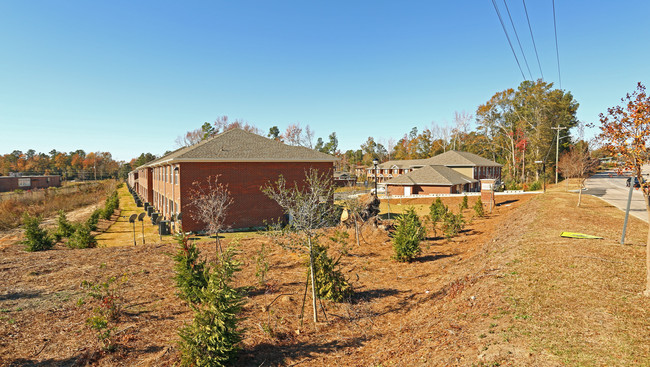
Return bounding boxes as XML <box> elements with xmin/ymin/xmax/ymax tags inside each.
<box><xmin>384</xmin><ymin>165</ymin><xmax>477</xmax><ymax>186</ymax></box>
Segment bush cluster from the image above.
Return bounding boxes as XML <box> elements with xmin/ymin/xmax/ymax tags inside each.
<box><xmin>87</xmin><ymin>209</ymin><xmax>102</xmax><ymax>231</ymax></box>
<box><xmin>527</xmin><ymin>180</ymin><xmax>542</xmax><ymax>191</ymax></box>
<box><xmin>22</xmin><ymin>213</ymin><xmax>54</xmax><ymax>252</ymax></box>
<box><xmin>392</xmin><ymin>207</ymin><xmax>425</xmax><ymax>262</ymax></box>
<box><xmin>310</xmin><ymin>243</ymin><xmax>352</xmax><ymax>302</ymax></box>
<box><xmin>102</xmin><ymin>191</ymin><xmax>120</xmax><ymax>220</ymax></box>
<box><xmin>68</xmin><ymin>223</ymin><xmax>97</xmax><ymax>249</ymax></box>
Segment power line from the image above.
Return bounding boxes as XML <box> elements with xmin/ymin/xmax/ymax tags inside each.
<box><xmin>552</xmin><ymin>0</ymin><xmax>561</xmax><ymax>88</ymax></box>
<box><xmin>502</xmin><ymin>0</ymin><xmax>532</xmax><ymax>80</ymax></box>
<box><xmin>522</xmin><ymin>0</ymin><xmax>544</xmax><ymax>80</ymax></box>
<box><xmin>491</xmin><ymin>0</ymin><xmax>526</xmax><ymax>80</ymax></box>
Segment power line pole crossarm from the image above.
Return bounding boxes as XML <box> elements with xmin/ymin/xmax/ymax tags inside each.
<box><xmin>551</xmin><ymin>125</ymin><xmax>567</xmax><ymax>184</ymax></box>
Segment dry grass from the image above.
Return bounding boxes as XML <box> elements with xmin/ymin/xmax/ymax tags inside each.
<box><xmin>499</xmin><ymin>191</ymin><xmax>650</xmax><ymax>366</ymax></box>
<box><xmin>0</xmin><ymin>180</ymin><xmax>117</xmax><ymax>231</ymax></box>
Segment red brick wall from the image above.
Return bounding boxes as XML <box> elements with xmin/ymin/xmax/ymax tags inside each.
<box><xmin>387</xmin><ymin>185</ymin><xmax>453</xmax><ymax>196</ymax></box>
<box><xmin>0</xmin><ymin>176</ymin><xmax>61</xmax><ymax>192</ymax></box>
<box><xmin>177</xmin><ymin>161</ymin><xmax>333</xmax><ymax>231</ymax></box>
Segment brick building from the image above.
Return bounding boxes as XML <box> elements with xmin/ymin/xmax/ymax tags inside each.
<box><xmin>130</xmin><ymin>129</ymin><xmax>337</xmax><ymax>231</ymax></box>
<box><xmin>380</xmin><ymin>151</ymin><xmax>502</xmax><ymax>196</ymax></box>
<box><xmin>0</xmin><ymin>175</ymin><xmax>61</xmax><ymax>192</ymax></box>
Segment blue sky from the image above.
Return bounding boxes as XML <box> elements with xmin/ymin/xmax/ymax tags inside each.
<box><xmin>1</xmin><ymin>1</ymin><xmax>648</xmax><ymax>161</ymax></box>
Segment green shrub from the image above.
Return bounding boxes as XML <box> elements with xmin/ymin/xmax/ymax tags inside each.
<box><xmin>460</xmin><ymin>194</ymin><xmax>469</xmax><ymax>210</ymax></box>
<box><xmin>473</xmin><ymin>197</ymin><xmax>485</xmax><ymax>217</ymax></box>
<box><xmin>68</xmin><ymin>223</ymin><xmax>97</xmax><ymax>249</ymax></box>
<box><xmin>505</xmin><ymin>180</ymin><xmax>522</xmax><ymax>191</ymax></box>
<box><xmin>173</xmin><ymin>232</ymin><xmax>208</xmax><ymax>304</ymax></box>
<box><xmin>22</xmin><ymin>213</ymin><xmax>53</xmax><ymax>252</ymax></box>
<box><xmin>392</xmin><ymin>207</ymin><xmax>425</xmax><ymax>262</ymax></box>
<box><xmin>178</xmin><ymin>247</ymin><xmax>245</xmax><ymax>367</ymax></box>
<box><xmin>102</xmin><ymin>191</ymin><xmax>120</xmax><ymax>220</ymax></box>
<box><xmin>442</xmin><ymin>212</ymin><xmax>465</xmax><ymax>239</ymax></box>
<box><xmin>527</xmin><ymin>181</ymin><xmax>542</xmax><ymax>191</ymax></box>
<box><xmin>54</xmin><ymin>210</ymin><xmax>75</xmax><ymax>240</ymax></box>
<box><xmin>429</xmin><ymin>197</ymin><xmax>448</xmax><ymax>223</ymax></box>
<box><xmin>87</xmin><ymin>208</ymin><xmax>102</xmax><ymax>231</ymax></box>
<box><xmin>310</xmin><ymin>243</ymin><xmax>352</xmax><ymax>302</ymax></box>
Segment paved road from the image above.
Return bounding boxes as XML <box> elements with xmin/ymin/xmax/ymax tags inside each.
<box><xmin>584</xmin><ymin>168</ymin><xmax>650</xmax><ymax>223</ymax></box>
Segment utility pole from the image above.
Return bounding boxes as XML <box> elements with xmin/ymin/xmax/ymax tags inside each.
<box><xmin>551</xmin><ymin>125</ymin><xmax>567</xmax><ymax>184</ymax></box>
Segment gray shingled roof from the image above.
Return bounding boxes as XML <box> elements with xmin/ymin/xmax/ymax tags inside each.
<box><xmin>377</xmin><ymin>158</ymin><xmax>433</xmax><ymax>169</ymax></box>
<box><xmin>140</xmin><ymin>129</ymin><xmax>337</xmax><ymax>167</ymax></box>
<box><xmin>384</xmin><ymin>165</ymin><xmax>477</xmax><ymax>186</ymax></box>
<box><xmin>375</xmin><ymin>150</ymin><xmax>500</xmax><ymax>169</ymax></box>
<box><xmin>425</xmin><ymin>150</ymin><xmax>502</xmax><ymax>167</ymax></box>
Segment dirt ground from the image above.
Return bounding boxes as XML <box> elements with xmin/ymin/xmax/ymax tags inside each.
<box><xmin>0</xmin><ymin>193</ymin><xmax>537</xmax><ymax>366</ymax></box>
<box><xmin>2</xmin><ymin>189</ymin><xmax>649</xmax><ymax>366</ymax></box>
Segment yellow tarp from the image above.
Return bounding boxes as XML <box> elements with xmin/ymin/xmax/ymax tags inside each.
<box><xmin>560</xmin><ymin>232</ymin><xmax>603</xmax><ymax>239</ymax></box>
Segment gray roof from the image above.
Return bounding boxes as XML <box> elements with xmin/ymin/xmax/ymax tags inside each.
<box><xmin>140</xmin><ymin>129</ymin><xmax>337</xmax><ymax>168</ymax></box>
<box><xmin>376</xmin><ymin>158</ymin><xmax>433</xmax><ymax>169</ymax></box>
<box><xmin>425</xmin><ymin>150</ymin><xmax>502</xmax><ymax>167</ymax></box>
<box><xmin>374</xmin><ymin>150</ymin><xmax>500</xmax><ymax>169</ymax></box>
<box><xmin>384</xmin><ymin>165</ymin><xmax>477</xmax><ymax>186</ymax></box>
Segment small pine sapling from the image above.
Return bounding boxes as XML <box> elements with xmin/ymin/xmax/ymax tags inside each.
<box><xmin>54</xmin><ymin>210</ymin><xmax>75</xmax><ymax>241</ymax></box>
<box><xmin>392</xmin><ymin>207</ymin><xmax>425</xmax><ymax>262</ymax></box>
<box><xmin>178</xmin><ymin>247</ymin><xmax>245</xmax><ymax>367</ymax></box>
<box><xmin>460</xmin><ymin>194</ymin><xmax>469</xmax><ymax>210</ymax></box>
<box><xmin>255</xmin><ymin>243</ymin><xmax>270</xmax><ymax>288</ymax></box>
<box><xmin>68</xmin><ymin>223</ymin><xmax>97</xmax><ymax>249</ymax></box>
<box><xmin>173</xmin><ymin>231</ymin><xmax>208</xmax><ymax>304</ymax></box>
<box><xmin>474</xmin><ymin>197</ymin><xmax>485</xmax><ymax>217</ymax></box>
<box><xmin>22</xmin><ymin>213</ymin><xmax>53</xmax><ymax>252</ymax></box>
<box><xmin>428</xmin><ymin>197</ymin><xmax>448</xmax><ymax>235</ymax></box>
<box><xmin>310</xmin><ymin>243</ymin><xmax>352</xmax><ymax>302</ymax></box>
<box><xmin>442</xmin><ymin>212</ymin><xmax>465</xmax><ymax>239</ymax></box>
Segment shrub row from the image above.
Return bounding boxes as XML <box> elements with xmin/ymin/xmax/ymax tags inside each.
<box><xmin>23</xmin><ymin>185</ymin><xmax>120</xmax><ymax>251</ymax></box>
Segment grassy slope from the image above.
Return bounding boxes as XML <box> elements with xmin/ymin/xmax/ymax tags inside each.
<box><xmin>499</xmin><ymin>191</ymin><xmax>650</xmax><ymax>366</ymax></box>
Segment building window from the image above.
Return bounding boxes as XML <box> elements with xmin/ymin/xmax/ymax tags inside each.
<box><xmin>174</xmin><ymin>166</ymin><xmax>179</xmax><ymax>184</ymax></box>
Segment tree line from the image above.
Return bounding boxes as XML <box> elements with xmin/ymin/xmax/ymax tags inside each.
<box><xmin>0</xmin><ymin>149</ymin><xmax>160</xmax><ymax>180</ymax></box>
<box><xmin>2</xmin><ymin>79</ymin><xmax>586</xmax><ymax>185</ymax></box>
<box><xmin>179</xmin><ymin>79</ymin><xmax>584</xmax><ymax>185</ymax></box>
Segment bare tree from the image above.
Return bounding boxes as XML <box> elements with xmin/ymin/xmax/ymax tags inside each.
<box><xmin>304</xmin><ymin>125</ymin><xmax>315</xmax><ymax>149</ymax></box>
<box><xmin>175</xmin><ymin>128</ymin><xmax>204</xmax><ymax>147</ymax></box>
<box><xmin>343</xmin><ymin>196</ymin><xmax>364</xmax><ymax>246</ymax></box>
<box><xmin>452</xmin><ymin>111</ymin><xmax>473</xmax><ymax>150</ymax></box>
<box><xmin>557</xmin><ymin>143</ymin><xmax>600</xmax><ymax>207</ymax></box>
<box><xmin>189</xmin><ymin>176</ymin><xmax>233</xmax><ymax>256</ymax></box>
<box><xmin>431</xmin><ymin>121</ymin><xmax>452</xmax><ymax>152</ymax></box>
<box><xmin>262</xmin><ymin>169</ymin><xmax>336</xmax><ymax>324</ymax></box>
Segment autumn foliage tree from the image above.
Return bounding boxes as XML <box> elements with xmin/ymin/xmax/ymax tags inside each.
<box><xmin>596</xmin><ymin>82</ymin><xmax>650</xmax><ymax>296</ymax></box>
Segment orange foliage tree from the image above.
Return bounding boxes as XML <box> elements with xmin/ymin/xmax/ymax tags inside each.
<box><xmin>596</xmin><ymin>82</ymin><xmax>650</xmax><ymax>295</ymax></box>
